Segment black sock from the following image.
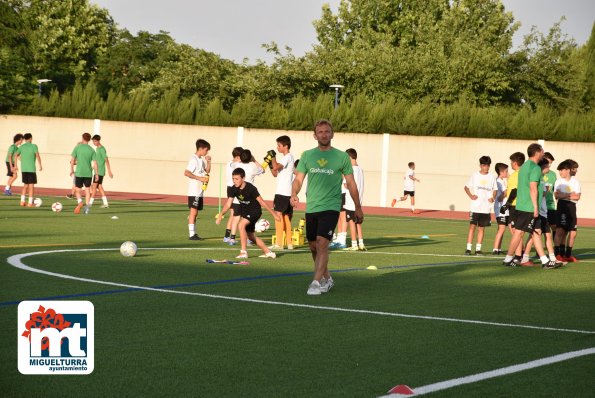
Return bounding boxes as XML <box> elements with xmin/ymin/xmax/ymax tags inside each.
<box><xmin>560</xmin><ymin>245</ymin><xmax>566</xmax><ymax>257</ymax></box>
<box><xmin>554</xmin><ymin>246</ymin><xmax>559</xmax><ymax>256</ymax></box>
<box><xmin>230</xmin><ymin>234</ymin><xmax>236</xmax><ymax>240</ymax></box>
<box><xmin>566</xmin><ymin>246</ymin><xmax>572</xmax><ymax>257</ymax></box>
<box><xmin>224</xmin><ymin>229</ymin><xmax>231</xmax><ymax>238</ymax></box>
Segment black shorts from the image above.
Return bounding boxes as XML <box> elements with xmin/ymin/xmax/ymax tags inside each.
<box><xmin>231</xmin><ymin>203</ymin><xmax>241</xmax><ymax>214</ymax></box>
<box><xmin>469</xmin><ymin>212</ymin><xmax>491</xmax><ymax>227</ymax></box>
<box><xmin>496</xmin><ymin>214</ymin><xmax>509</xmax><ymax>226</ymax></box>
<box><xmin>305</xmin><ymin>210</ymin><xmax>340</xmax><ymax>242</ymax></box>
<box><xmin>273</xmin><ymin>194</ymin><xmax>293</xmax><ymax>216</ymax></box>
<box><xmin>94</xmin><ymin>175</ymin><xmax>104</xmax><ymax>185</ymax></box>
<box><xmin>6</xmin><ymin>162</ymin><xmax>13</xmax><ymax>177</ymax></box>
<box><xmin>187</xmin><ymin>196</ymin><xmax>204</xmax><ymax>210</ymax></box>
<box><xmin>404</xmin><ymin>190</ymin><xmax>415</xmax><ymax>197</ymax></box>
<box><xmin>536</xmin><ymin>215</ymin><xmax>550</xmax><ymax>234</ymax></box>
<box><xmin>345</xmin><ymin>209</ymin><xmax>361</xmax><ymax>225</ymax></box>
<box><xmin>242</xmin><ymin>211</ymin><xmax>262</xmax><ymax>233</ymax></box>
<box><xmin>22</xmin><ymin>172</ymin><xmax>37</xmax><ymax>184</ymax></box>
<box><xmin>557</xmin><ymin>200</ymin><xmax>577</xmax><ymax>232</ymax></box>
<box><xmin>515</xmin><ymin>210</ymin><xmax>537</xmax><ymax>234</ymax></box>
<box><xmin>547</xmin><ymin>209</ymin><xmax>558</xmax><ymax>226</ymax></box>
<box><xmin>509</xmin><ymin>205</ymin><xmax>517</xmax><ymax>228</ymax></box>
<box><xmin>75</xmin><ymin>176</ymin><xmax>92</xmax><ymax>188</ymax></box>
<box><xmin>341</xmin><ymin>193</ymin><xmax>346</xmax><ymax>207</ymax></box>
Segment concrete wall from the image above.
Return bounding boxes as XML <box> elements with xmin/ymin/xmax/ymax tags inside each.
<box><xmin>2</xmin><ymin>114</ymin><xmax>593</xmax><ymax>218</ymax></box>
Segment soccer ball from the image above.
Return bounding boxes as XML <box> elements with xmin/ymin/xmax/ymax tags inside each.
<box><xmin>51</xmin><ymin>202</ymin><xmax>63</xmax><ymax>212</ymax></box>
<box><xmin>120</xmin><ymin>241</ymin><xmax>138</xmax><ymax>257</ymax></box>
<box><xmin>33</xmin><ymin>198</ymin><xmax>43</xmax><ymax>207</ymax></box>
<box><xmin>255</xmin><ymin>218</ymin><xmax>271</xmax><ymax>233</ymax></box>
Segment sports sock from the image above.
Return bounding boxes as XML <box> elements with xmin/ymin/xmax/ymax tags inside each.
<box><xmin>77</xmin><ymin>198</ymin><xmax>82</xmax><ymax>204</ymax></box>
<box><xmin>566</xmin><ymin>246</ymin><xmax>573</xmax><ymax>257</ymax></box>
<box><xmin>188</xmin><ymin>224</ymin><xmax>195</xmax><ymax>237</ymax></box>
<box><xmin>337</xmin><ymin>232</ymin><xmax>347</xmax><ymax>245</ymax></box>
<box><xmin>554</xmin><ymin>246</ymin><xmax>560</xmax><ymax>256</ymax></box>
<box><xmin>358</xmin><ymin>238</ymin><xmax>364</xmax><ymax>247</ymax></box>
<box><xmin>475</xmin><ymin>243</ymin><xmax>482</xmax><ymax>252</ymax></box>
<box><xmin>351</xmin><ymin>241</ymin><xmax>358</xmax><ymax>248</ymax></box>
<box><xmin>539</xmin><ymin>255</ymin><xmax>549</xmax><ymax>264</ymax></box>
<box><xmin>28</xmin><ymin>196</ymin><xmax>33</xmax><ymax>204</ymax></box>
<box><xmin>504</xmin><ymin>255</ymin><xmax>513</xmax><ymax>262</ymax></box>
<box><xmin>560</xmin><ymin>245</ymin><xmax>566</xmax><ymax>257</ymax></box>
<box><xmin>225</xmin><ymin>229</ymin><xmax>231</xmax><ymax>238</ymax></box>
<box><xmin>549</xmin><ymin>253</ymin><xmax>556</xmax><ymax>261</ymax></box>
<box><xmin>102</xmin><ymin>196</ymin><xmax>108</xmax><ymax>205</ymax></box>
<box><xmin>521</xmin><ymin>254</ymin><xmax>530</xmax><ymax>263</ymax></box>
<box><xmin>466</xmin><ymin>243</ymin><xmax>472</xmax><ymax>251</ymax></box>
<box><xmin>21</xmin><ymin>195</ymin><xmax>25</xmax><ymax>202</ymax></box>
<box><xmin>89</xmin><ymin>198</ymin><xmax>95</xmax><ymax>205</ymax></box>
<box><xmin>230</xmin><ymin>234</ymin><xmax>236</xmax><ymax>240</ymax></box>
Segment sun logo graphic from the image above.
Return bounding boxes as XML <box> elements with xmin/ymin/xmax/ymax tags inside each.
<box><xmin>317</xmin><ymin>158</ymin><xmax>328</xmax><ymax>167</ymax></box>
<box><xmin>18</xmin><ymin>301</ymin><xmax>94</xmax><ymax>375</ymax></box>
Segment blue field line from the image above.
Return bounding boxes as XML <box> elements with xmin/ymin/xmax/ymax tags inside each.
<box><xmin>0</xmin><ymin>258</ymin><xmax>493</xmax><ymax>307</ymax></box>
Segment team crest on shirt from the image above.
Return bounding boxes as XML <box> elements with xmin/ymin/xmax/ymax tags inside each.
<box><xmin>317</xmin><ymin>158</ymin><xmax>328</xmax><ymax>167</ymax></box>
<box><xmin>543</xmin><ymin>175</ymin><xmax>549</xmax><ymax>182</ymax></box>
<box><xmin>238</xmin><ymin>194</ymin><xmax>244</xmax><ymax>200</ymax></box>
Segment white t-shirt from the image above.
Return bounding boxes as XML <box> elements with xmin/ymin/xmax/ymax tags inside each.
<box><xmin>186</xmin><ymin>154</ymin><xmax>207</xmax><ymax>197</ymax></box>
<box><xmin>554</xmin><ymin>176</ymin><xmax>581</xmax><ymax>204</ymax></box>
<box><xmin>239</xmin><ymin>161</ymin><xmax>264</xmax><ymax>184</ymax></box>
<box><xmin>275</xmin><ymin>152</ymin><xmax>295</xmax><ymax>196</ymax></box>
<box><xmin>494</xmin><ymin>177</ymin><xmax>508</xmax><ymax>216</ymax></box>
<box><xmin>343</xmin><ymin>166</ymin><xmax>364</xmax><ymax>211</ymax></box>
<box><xmin>404</xmin><ymin>168</ymin><xmax>415</xmax><ymax>191</ymax></box>
<box><xmin>466</xmin><ymin>171</ymin><xmax>497</xmax><ymax>214</ymax></box>
<box><xmin>226</xmin><ymin>160</ymin><xmax>239</xmax><ymax>187</ymax></box>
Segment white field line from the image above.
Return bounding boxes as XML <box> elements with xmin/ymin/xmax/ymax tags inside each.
<box><xmin>6</xmin><ymin>249</ymin><xmax>595</xmax><ymax>335</ymax></box>
<box><xmin>379</xmin><ymin>347</ymin><xmax>595</xmax><ymax>397</ymax></box>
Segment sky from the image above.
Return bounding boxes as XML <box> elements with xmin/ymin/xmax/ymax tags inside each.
<box><xmin>91</xmin><ymin>0</ymin><xmax>594</xmax><ymax>64</ymax></box>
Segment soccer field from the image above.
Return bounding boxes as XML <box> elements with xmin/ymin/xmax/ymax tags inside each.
<box><xmin>1</xmin><ymin>196</ymin><xmax>594</xmax><ymax>397</ymax></box>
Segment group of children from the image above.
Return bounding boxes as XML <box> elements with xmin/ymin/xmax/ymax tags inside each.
<box><xmin>185</xmin><ymin>136</ymin><xmax>368</xmax><ymax>258</ymax></box>
<box><xmin>4</xmin><ymin>132</ymin><xmax>114</xmax><ymax>212</ymax></box>
<box><xmin>464</xmin><ymin>143</ymin><xmax>581</xmax><ymax>268</ymax></box>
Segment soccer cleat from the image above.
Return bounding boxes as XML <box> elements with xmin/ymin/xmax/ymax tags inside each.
<box><xmin>74</xmin><ymin>202</ymin><xmax>84</xmax><ymax>214</ymax></box>
<box><xmin>258</xmin><ymin>251</ymin><xmax>276</xmax><ymax>259</ymax></box>
<box><xmin>358</xmin><ymin>245</ymin><xmax>367</xmax><ymax>251</ymax></box>
<box><xmin>247</xmin><ymin>239</ymin><xmax>254</xmax><ymax>246</ymax></box>
<box><xmin>307</xmin><ymin>280</ymin><xmax>322</xmax><ymax>296</ymax></box>
<box><xmin>520</xmin><ymin>261</ymin><xmax>535</xmax><ymax>267</ymax></box>
<box><xmin>236</xmin><ymin>251</ymin><xmax>248</xmax><ymax>259</ymax></box>
<box><xmin>20</xmin><ymin>201</ymin><xmax>26</xmax><ymax>207</ymax></box>
<box><xmin>100</xmin><ymin>204</ymin><xmax>109</xmax><ymax>208</ymax></box>
<box><xmin>26</xmin><ymin>203</ymin><xmax>34</xmax><ymax>207</ymax></box>
<box><xmin>188</xmin><ymin>234</ymin><xmax>204</xmax><ymax>241</ymax></box>
<box><xmin>66</xmin><ymin>194</ymin><xmax>74</xmax><ymax>199</ymax></box>
<box><xmin>564</xmin><ymin>256</ymin><xmax>579</xmax><ymax>263</ymax></box>
<box><xmin>342</xmin><ymin>246</ymin><xmax>359</xmax><ymax>251</ymax></box>
<box><xmin>227</xmin><ymin>239</ymin><xmax>236</xmax><ymax>246</ymax></box>
<box><xmin>555</xmin><ymin>255</ymin><xmax>565</xmax><ymax>262</ymax></box>
<box><xmin>223</xmin><ymin>237</ymin><xmax>230</xmax><ymax>243</ymax></box>
<box><xmin>391</xmin><ymin>198</ymin><xmax>397</xmax><ymax>207</ymax></box>
<box><xmin>4</xmin><ymin>189</ymin><xmax>11</xmax><ymax>196</ymax></box>
<box><xmin>542</xmin><ymin>260</ymin><xmax>562</xmax><ymax>269</ymax></box>
<box><xmin>320</xmin><ymin>277</ymin><xmax>335</xmax><ymax>293</ymax></box>
<box><xmin>503</xmin><ymin>258</ymin><xmax>520</xmax><ymax>267</ymax></box>
<box><xmin>492</xmin><ymin>250</ymin><xmax>501</xmax><ymax>255</ymax></box>
<box><xmin>465</xmin><ymin>249</ymin><xmax>471</xmax><ymax>255</ymax></box>
<box><xmin>474</xmin><ymin>250</ymin><xmax>483</xmax><ymax>255</ymax></box>
<box><xmin>268</xmin><ymin>244</ymin><xmax>283</xmax><ymax>251</ymax></box>
<box><xmin>333</xmin><ymin>243</ymin><xmax>347</xmax><ymax>249</ymax></box>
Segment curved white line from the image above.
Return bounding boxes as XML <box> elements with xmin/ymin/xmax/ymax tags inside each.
<box><xmin>6</xmin><ymin>248</ymin><xmax>595</xmax><ymax>335</ymax></box>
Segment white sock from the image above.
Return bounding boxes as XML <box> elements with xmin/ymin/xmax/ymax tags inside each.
<box><xmin>549</xmin><ymin>253</ymin><xmax>556</xmax><ymax>261</ymax></box>
<box><xmin>358</xmin><ymin>239</ymin><xmax>364</xmax><ymax>247</ymax></box>
<box><xmin>521</xmin><ymin>254</ymin><xmax>530</xmax><ymax>263</ymax></box>
<box><xmin>540</xmin><ymin>255</ymin><xmax>549</xmax><ymax>264</ymax></box>
<box><xmin>351</xmin><ymin>241</ymin><xmax>358</xmax><ymax>248</ymax></box>
<box><xmin>466</xmin><ymin>243</ymin><xmax>472</xmax><ymax>250</ymax></box>
<box><xmin>77</xmin><ymin>198</ymin><xmax>82</xmax><ymax>204</ymax></box>
<box><xmin>21</xmin><ymin>195</ymin><xmax>25</xmax><ymax>202</ymax></box>
<box><xmin>102</xmin><ymin>196</ymin><xmax>108</xmax><ymax>205</ymax></box>
<box><xmin>504</xmin><ymin>255</ymin><xmax>513</xmax><ymax>262</ymax></box>
<box><xmin>337</xmin><ymin>232</ymin><xmax>347</xmax><ymax>245</ymax></box>
<box><xmin>476</xmin><ymin>243</ymin><xmax>482</xmax><ymax>251</ymax></box>
<box><xmin>28</xmin><ymin>196</ymin><xmax>33</xmax><ymax>204</ymax></box>
<box><xmin>188</xmin><ymin>224</ymin><xmax>195</xmax><ymax>237</ymax></box>
<box><xmin>5</xmin><ymin>185</ymin><xmax>10</xmax><ymax>190</ymax></box>
<box><xmin>89</xmin><ymin>198</ymin><xmax>95</xmax><ymax>205</ymax></box>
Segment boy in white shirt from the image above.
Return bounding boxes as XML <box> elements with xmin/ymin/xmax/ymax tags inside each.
<box><xmin>554</xmin><ymin>159</ymin><xmax>581</xmax><ymax>262</ymax></box>
<box><xmin>269</xmin><ymin>135</ymin><xmax>295</xmax><ymax>250</ymax></box>
<box><xmin>342</xmin><ymin>148</ymin><xmax>366</xmax><ymax>251</ymax></box>
<box><xmin>492</xmin><ymin>162</ymin><xmax>509</xmax><ymax>255</ymax></box>
<box><xmin>184</xmin><ymin>139</ymin><xmax>211</xmax><ymax>240</ymax></box>
<box><xmin>464</xmin><ymin>156</ymin><xmax>497</xmax><ymax>255</ymax></box>
<box><xmin>223</xmin><ymin>147</ymin><xmax>243</xmax><ymax>243</ymax></box>
<box><xmin>392</xmin><ymin>161</ymin><xmax>420</xmax><ymax>213</ymax></box>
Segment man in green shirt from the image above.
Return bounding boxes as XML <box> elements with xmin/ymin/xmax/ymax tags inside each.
<box><xmin>291</xmin><ymin>119</ymin><xmax>364</xmax><ymax>295</ymax></box>
<box><xmin>15</xmin><ymin>133</ymin><xmax>42</xmax><ymax>207</ymax></box>
<box><xmin>4</xmin><ymin>133</ymin><xmax>23</xmax><ymax>196</ymax></box>
<box><xmin>503</xmin><ymin>143</ymin><xmax>560</xmax><ymax>269</ymax></box>
<box><xmin>89</xmin><ymin>134</ymin><xmax>114</xmax><ymax>208</ymax></box>
<box><xmin>70</xmin><ymin>133</ymin><xmax>98</xmax><ymax>214</ymax></box>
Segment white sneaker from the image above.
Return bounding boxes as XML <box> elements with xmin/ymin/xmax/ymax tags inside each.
<box><xmin>307</xmin><ymin>280</ymin><xmax>322</xmax><ymax>296</ymax></box>
<box><xmin>236</xmin><ymin>251</ymin><xmax>248</xmax><ymax>259</ymax></box>
<box><xmin>100</xmin><ymin>204</ymin><xmax>109</xmax><ymax>208</ymax></box>
<box><xmin>320</xmin><ymin>277</ymin><xmax>334</xmax><ymax>293</ymax></box>
<box><xmin>286</xmin><ymin>245</ymin><xmax>294</xmax><ymax>250</ymax></box>
<box><xmin>259</xmin><ymin>251</ymin><xmax>276</xmax><ymax>259</ymax></box>
<box><xmin>358</xmin><ymin>245</ymin><xmax>367</xmax><ymax>251</ymax></box>
<box><xmin>268</xmin><ymin>244</ymin><xmax>282</xmax><ymax>251</ymax></box>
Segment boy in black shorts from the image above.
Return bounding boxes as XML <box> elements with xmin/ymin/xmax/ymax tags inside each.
<box><xmin>216</xmin><ymin>168</ymin><xmax>280</xmax><ymax>259</ymax></box>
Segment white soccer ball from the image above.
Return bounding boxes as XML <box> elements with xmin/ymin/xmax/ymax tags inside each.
<box><xmin>33</xmin><ymin>198</ymin><xmax>43</xmax><ymax>207</ymax></box>
<box><xmin>51</xmin><ymin>202</ymin><xmax>63</xmax><ymax>212</ymax></box>
<box><xmin>255</xmin><ymin>218</ymin><xmax>271</xmax><ymax>233</ymax></box>
<box><xmin>120</xmin><ymin>241</ymin><xmax>138</xmax><ymax>257</ymax></box>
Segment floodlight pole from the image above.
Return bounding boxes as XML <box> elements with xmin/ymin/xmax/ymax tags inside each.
<box><xmin>330</xmin><ymin>84</ymin><xmax>344</xmax><ymax>109</ymax></box>
<box><xmin>37</xmin><ymin>79</ymin><xmax>52</xmax><ymax>97</ymax></box>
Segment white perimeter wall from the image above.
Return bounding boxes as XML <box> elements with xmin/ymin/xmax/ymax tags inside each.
<box><xmin>1</xmin><ymin>115</ymin><xmax>593</xmax><ymax>219</ymax></box>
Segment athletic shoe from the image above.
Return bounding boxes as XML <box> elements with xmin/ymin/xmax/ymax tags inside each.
<box><xmin>520</xmin><ymin>261</ymin><xmax>535</xmax><ymax>267</ymax></box>
<box><xmin>307</xmin><ymin>280</ymin><xmax>322</xmax><ymax>296</ymax></box>
<box><xmin>333</xmin><ymin>243</ymin><xmax>347</xmax><ymax>249</ymax></box>
<box><xmin>247</xmin><ymin>239</ymin><xmax>254</xmax><ymax>246</ymax></box>
<box><xmin>320</xmin><ymin>277</ymin><xmax>334</xmax><ymax>293</ymax></box>
<box><xmin>286</xmin><ymin>245</ymin><xmax>294</xmax><ymax>250</ymax></box>
<box><xmin>188</xmin><ymin>234</ymin><xmax>204</xmax><ymax>241</ymax></box>
<box><xmin>223</xmin><ymin>237</ymin><xmax>230</xmax><ymax>243</ymax></box>
<box><xmin>555</xmin><ymin>255</ymin><xmax>565</xmax><ymax>262</ymax></box>
<box><xmin>4</xmin><ymin>189</ymin><xmax>11</xmax><ymax>196</ymax></box>
<box><xmin>503</xmin><ymin>258</ymin><xmax>520</xmax><ymax>267</ymax></box>
<box><xmin>258</xmin><ymin>251</ymin><xmax>276</xmax><ymax>259</ymax></box>
<box><xmin>465</xmin><ymin>249</ymin><xmax>471</xmax><ymax>255</ymax></box>
<box><xmin>228</xmin><ymin>239</ymin><xmax>236</xmax><ymax>246</ymax></box>
<box><xmin>564</xmin><ymin>256</ymin><xmax>579</xmax><ymax>263</ymax></box>
<box><xmin>492</xmin><ymin>250</ymin><xmax>500</xmax><ymax>255</ymax></box>
<box><xmin>342</xmin><ymin>246</ymin><xmax>359</xmax><ymax>251</ymax></box>
<box><xmin>74</xmin><ymin>202</ymin><xmax>84</xmax><ymax>214</ymax></box>
<box><xmin>474</xmin><ymin>250</ymin><xmax>483</xmax><ymax>255</ymax></box>
<box><xmin>20</xmin><ymin>202</ymin><xmax>26</xmax><ymax>207</ymax></box>
<box><xmin>236</xmin><ymin>251</ymin><xmax>248</xmax><ymax>259</ymax></box>
<box><xmin>66</xmin><ymin>194</ymin><xmax>74</xmax><ymax>199</ymax></box>
<box><xmin>268</xmin><ymin>244</ymin><xmax>283</xmax><ymax>251</ymax></box>
<box><xmin>543</xmin><ymin>260</ymin><xmax>562</xmax><ymax>269</ymax></box>
<box><xmin>328</xmin><ymin>241</ymin><xmax>338</xmax><ymax>249</ymax></box>
<box><xmin>100</xmin><ymin>204</ymin><xmax>109</xmax><ymax>208</ymax></box>
<box><xmin>26</xmin><ymin>203</ymin><xmax>34</xmax><ymax>207</ymax></box>
<box><xmin>391</xmin><ymin>198</ymin><xmax>397</xmax><ymax>207</ymax></box>
<box><xmin>358</xmin><ymin>245</ymin><xmax>367</xmax><ymax>251</ymax></box>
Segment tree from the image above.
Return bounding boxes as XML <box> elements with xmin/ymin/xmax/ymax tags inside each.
<box><xmin>582</xmin><ymin>22</ymin><xmax>595</xmax><ymax>110</ymax></box>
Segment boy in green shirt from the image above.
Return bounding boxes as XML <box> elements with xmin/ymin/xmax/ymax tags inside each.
<box><xmin>14</xmin><ymin>133</ymin><xmax>42</xmax><ymax>207</ymax></box>
<box><xmin>70</xmin><ymin>133</ymin><xmax>98</xmax><ymax>214</ymax></box>
<box><xmin>4</xmin><ymin>133</ymin><xmax>23</xmax><ymax>196</ymax></box>
<box><xmin>89</xmin><ymin>134</ymin><xmax>114</xmax><ymax>208</ymax></box>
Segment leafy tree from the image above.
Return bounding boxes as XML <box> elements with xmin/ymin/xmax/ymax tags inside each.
<box><xmin>582</xmin><ymin>22</ymin><xmax>595</xmax><ymax>110</ymax></box>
